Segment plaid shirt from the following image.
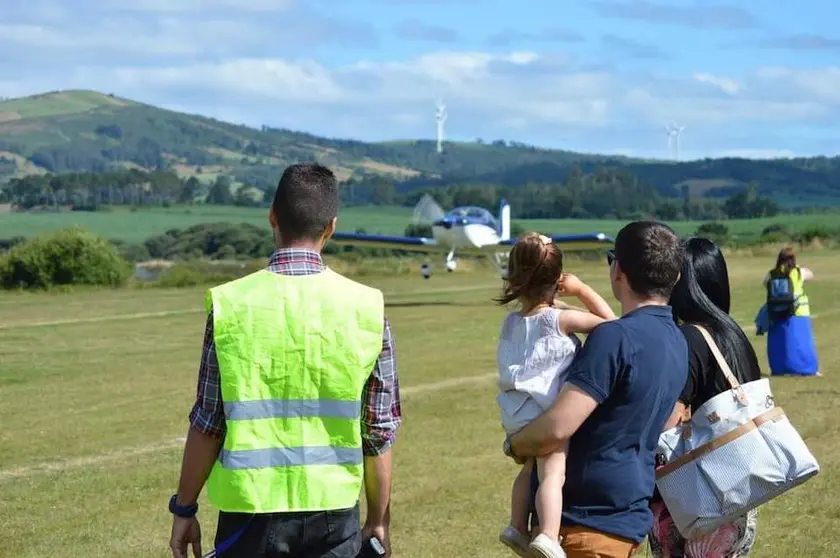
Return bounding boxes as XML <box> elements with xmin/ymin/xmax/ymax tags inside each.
<box><xmin>189</xmin><ymin>248</ymin><xmax>402</xmax><ymax>456</ymax></box>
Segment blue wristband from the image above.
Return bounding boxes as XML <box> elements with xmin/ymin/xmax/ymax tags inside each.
<box><xmin>169</xmin><ymin>494</ymin><xmax>198</xmax><ymax>518</ymax></box>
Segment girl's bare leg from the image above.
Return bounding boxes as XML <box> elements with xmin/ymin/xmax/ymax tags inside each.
<box><xmin>510</xmin><ymin>458</ymin><xmax>534</xmax><ymax>534</ymax></box>
<box><xmin>535</xmin><ymin>444</ymin><xmax>567</xmax><ymax>542</ymax></box>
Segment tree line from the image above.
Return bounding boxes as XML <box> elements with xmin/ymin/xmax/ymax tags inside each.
<box><xmin>0</xmin><ymin>167</ymin><xmax>784</xmax><ymax>221</ymax></box>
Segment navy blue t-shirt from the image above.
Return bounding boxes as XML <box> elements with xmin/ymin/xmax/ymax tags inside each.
<box><xmin>533</xmin><ymin>305</ymin><xmax>688</xmax><ymax>543</ymax></box>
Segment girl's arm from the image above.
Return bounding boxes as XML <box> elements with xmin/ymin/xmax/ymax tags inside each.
<box><xmin>556</xmin><ymin>274</ymin><xmax>617</xmax><ymax>335</ymax></box>
<box><xmin>574</xmin><ymin>283</ymin><xmax>617</xmax><ymax>321</ymax></box>
<box><xmin>558</xmin><ymin>309</ymin><xmax>608</xmax><ymax>336</ymax></box>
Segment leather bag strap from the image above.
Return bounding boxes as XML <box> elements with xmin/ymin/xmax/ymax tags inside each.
<box><xmin>692</xmin><ymin>324</ymin><xmax>749</xmax><ymax>406</ymax></box>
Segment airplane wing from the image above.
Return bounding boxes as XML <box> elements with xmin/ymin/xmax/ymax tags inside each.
<box><xmin>328</xmin><ymin>232</ymin><xmax>448</xmax><ymax>253</ymax></box>
<box><xmin>494</xmin><ymin>233</ymin><xmax>615</xmax><ymax>251</ymax></box>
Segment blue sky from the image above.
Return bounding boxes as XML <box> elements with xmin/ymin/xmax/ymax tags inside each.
<box><xmin>1</xmin><ymin>0</ymin><xmax>838</xmax><ymax>160</ymax></box>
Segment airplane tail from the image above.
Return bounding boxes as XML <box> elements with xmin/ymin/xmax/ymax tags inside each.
<box><xmin>498</xmin><ymin>199</ymin><xmax>511</xmax><ymax>241</ymax></box>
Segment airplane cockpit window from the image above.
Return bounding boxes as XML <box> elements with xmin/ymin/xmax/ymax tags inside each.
<box><xmin>446</xmin><ymin>206</ymin><xmax>497</xmax><ymax>227</ymax></box>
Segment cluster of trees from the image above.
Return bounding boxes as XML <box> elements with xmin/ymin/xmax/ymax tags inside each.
<box><xmin>1</xmin><ymin>165</ymin><xmax>784</xmax><ymax>221</ymax></box>
<box><xmin>0</xmin><ymin>170</ymin><xmax>265</xmax><ymax>209</ymax></box>
<box><xmin>366</xmin><ymin>170</ymin><xmax>780</xmax><ymax>221</ymax></box>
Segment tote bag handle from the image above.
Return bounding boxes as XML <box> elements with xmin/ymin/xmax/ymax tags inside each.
<box><xmin>692</xmin><ymin>324</ymin><xmax>749</xmax><ymax>406</ymax></box>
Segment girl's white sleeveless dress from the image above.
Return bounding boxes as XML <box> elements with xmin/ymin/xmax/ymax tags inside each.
<box><xmin>496</xmin><ymin>307</ymin><xmax>579</xmax><ymax>434</ymax></box>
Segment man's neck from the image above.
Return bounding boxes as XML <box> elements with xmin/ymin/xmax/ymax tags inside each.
<box><xmin>620</xmin><ymin>296</ymin><xmax>668</xmax><ymax>316</ymax></box>
<box><xmin>275</xmin><ymin>242</ymin><xmax>322</xmax><ymax>253</ymax></box>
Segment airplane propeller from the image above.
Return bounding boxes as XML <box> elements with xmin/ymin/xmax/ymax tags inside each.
<box><xmin>411</xmin><ymin>194</ymin><xmax>447</xmax><ymax>228</ymax></box>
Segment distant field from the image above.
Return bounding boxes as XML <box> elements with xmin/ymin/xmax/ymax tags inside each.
<box><xmin>1</xmin><ymin>204</ymin><xmax>837</xmax><ymax>243</ymax></box>
<box><xmin>0</xmin><ymin>205</ymin><xmax>413</xmax><ymax>243</ymax></box>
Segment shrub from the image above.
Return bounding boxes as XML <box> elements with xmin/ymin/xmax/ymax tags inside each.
<box><xmin>0</xmin><ymin>236</ymin><xmax>26</xmax><ymax>253</ymax></box>
<box><xmin>761</xmin><ymin>223</ymin><xmax>789</xmax><ymax>237</ymax></box>
<box><xmin>0</xmin><ymin>227</ymin><xmax>132</xmax><ymax>289</ymax></box>
<box><xmin>109</xmin><ymin>239</ymin><xmax>151</xmax><ymax>263</ymax></box>
<box><xmin>153</xmin><ymin>260</ymin><xmax>265</xmax><ymax>288</ymax></box>
<box><xmin>154</xmin><ymin>264</ymin><xmax>205</xmax><ymax>288</ymax></box>
<box><xmin>695</xmin><ymin>222</ymin><xmax>729</xmax><ymax>244</ymax></box>
<box><xmin>796</xmin><ymin>226</ymin><xmax>838</xmax><ymax>244</ymax></box>
<box><xmin>404</xmin><ymin>223</ymin><xmax>433</xmax><ymax>238</ymax></box>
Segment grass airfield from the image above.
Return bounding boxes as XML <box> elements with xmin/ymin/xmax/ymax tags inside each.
<box><xmin>1</xmin><ymin>250</ymin><xmax>839</xmax><ymax>557</ymax></box>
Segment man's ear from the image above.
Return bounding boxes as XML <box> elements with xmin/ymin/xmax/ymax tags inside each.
<box><xmin>321</xmin><ymin>217</ymin><xmax>337</xmax><ymax>243</ymax></box>
<box><xmin>612</xmin><ymin>261</ymin><xmax>624</xmax><ymax>283</ymax></box>
<box><xmin>268</xmin><ymin>205</ymin><xmax>277</xmax><ymax>229</ymax></box>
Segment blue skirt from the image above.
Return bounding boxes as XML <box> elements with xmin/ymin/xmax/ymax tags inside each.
<box><xmin>767</xmin><ymin>315</ymin><xmax>819</xmax><ymax>376</ymax></box>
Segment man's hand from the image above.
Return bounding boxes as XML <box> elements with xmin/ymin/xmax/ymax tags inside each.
<box><xmin>362</xmin><ymin>521</ymin><xmax>391</xmax><ymax>557</ymax></box>
<box><xmin>170</xmin><ymin>516</ymin><xmax>202</xmax><ymax>558</ymax></box>
<box><xmin>503</xmin><ymin>436</ymin><xmax>525</xmax><ymax>464</ymax></box>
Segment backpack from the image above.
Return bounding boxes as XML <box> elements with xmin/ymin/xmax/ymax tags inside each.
<box><xmin>766</xmin><ymin>268</ymin><xmax>798</xmax><ymax>321</ymax></box>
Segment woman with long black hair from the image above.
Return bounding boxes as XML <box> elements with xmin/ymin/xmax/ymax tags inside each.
<box><xmin>648</xmin><ymin>237</ymin><xmax>760</xmax><ymax>557</ymax></box>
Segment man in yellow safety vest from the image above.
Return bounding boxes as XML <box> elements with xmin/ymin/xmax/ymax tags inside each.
<box><xmin>168</xmin><ymin>163</ymin><xmax>402</xmax><ymax>557</ymax></box>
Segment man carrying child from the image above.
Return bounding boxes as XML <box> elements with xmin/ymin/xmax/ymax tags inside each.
<box><xmin>505</xmin><ymin>221</ymin><xmax>687</xmax><ymax>558</ymax></box>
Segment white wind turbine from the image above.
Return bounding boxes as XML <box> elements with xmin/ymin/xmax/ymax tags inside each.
<box><xmin>665</xmin><ymin>122</ymin><xmax>685</xmax><ymax>161</ymax></box>
<box><xmin>435</xmin><ymin>99</ymin><xmax>447</xmax><ymax>154</ymax></box>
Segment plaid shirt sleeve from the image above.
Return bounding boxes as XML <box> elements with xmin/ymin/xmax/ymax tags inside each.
<box><xmin>361</xmin><ymin>317</ymin><xmax>402</xmax><ymax>456</ymax></box>
<box><xmin>189</xmin><ymin>311</ymin><xmax>226</xmax><ymax>438</ymax></box>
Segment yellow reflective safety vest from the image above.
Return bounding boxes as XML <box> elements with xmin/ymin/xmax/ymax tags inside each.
<box><xmin>790</xmin><ymin>267</ymin><xmax>810</xmax><ymax>317</ymax></box>
<box><xmin>205</xmin><ymin>268</ymin><xmax>384</xmax><ymax>513</ymax></box>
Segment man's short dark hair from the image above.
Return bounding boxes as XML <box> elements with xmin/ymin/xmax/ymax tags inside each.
<box><xmin>614</xmin><ymin>221</ymin><xmax>683</xmax><ymax>299</ymax></box>
<box><xmin>271</xmin><ymin>163</ymin><xmax>339</xmax><ymax>241</ymax></box>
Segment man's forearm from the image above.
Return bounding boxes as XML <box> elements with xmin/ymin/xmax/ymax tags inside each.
<box><xmin>510</xmin><ymin>410</ymin><xmax>564</xmax><ymax>458</ymax></box>
<box><xmin>175</xmin><ymin>426</ymin><xmax>223</xmax><ymax>506</ymax></box>
<box><xmin>363</xmin><ymin>450</ymin><xmax>393</xmax><ymax>525</ymax></box>
<box><xmin>511</xmin><ymin>384</ymin><xmax>600</xmax><ymax>458</ymax></box>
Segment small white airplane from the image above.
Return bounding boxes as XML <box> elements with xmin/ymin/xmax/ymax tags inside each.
<box><xmin>329</xmin><ymin>194</ymin><xmax>614</xmax><ymax>279</ymax></box>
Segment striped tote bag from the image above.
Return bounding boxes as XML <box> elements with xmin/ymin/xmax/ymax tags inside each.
<box><xmin>654</xmin><ymin>325</ymin><xmax>820</xmax><ymax>539</ymax></box>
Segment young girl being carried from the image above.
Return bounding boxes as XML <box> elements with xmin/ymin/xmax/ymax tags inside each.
<box><xmin>496</xmin><ymin>232</ymin><xmax>616</xmax><ymax>558</ymax></box>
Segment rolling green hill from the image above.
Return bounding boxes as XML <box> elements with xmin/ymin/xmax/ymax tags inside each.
<box><xmin>1</xmin><ymin>89</ymin><xmax>839</xmax><ymax>206</ymax></box>
<box><xmin>0</xmin><ymin>90</ymin><xmax>626</xmax><ymax>187</ymax></box>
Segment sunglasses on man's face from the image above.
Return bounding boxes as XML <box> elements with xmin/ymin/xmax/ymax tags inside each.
<box><xmin>606</xmin><ymin>248</ymin><xmax>616</xmax><ymax>266</ymax></box>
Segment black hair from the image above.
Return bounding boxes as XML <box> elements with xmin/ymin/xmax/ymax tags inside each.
<box><xmin>669</xmin><ymin>237</ymin><xmax>756</xmax><ymax>384</ymax></box>
<box><xmin>614</xmin><ymin>221</ymin><xmax>682</xmax><ymax>299</ymax></box>
<box><xmin>271</xmin><ymin>163</ymin><xmax>339</xmax><ymax>242</ymax></box>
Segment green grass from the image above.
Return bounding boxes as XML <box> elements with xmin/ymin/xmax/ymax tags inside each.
<box><xmin>0</xmin><ymin>205</ymin><xmax>415</xmax><ymax>243</ymax></box>
<box><xmin>2</xmin><ymin>204</ymin><xmax>838</xmax><ymax>244</ymax></box>
<box><xmin>1</xmin><ymin>251</ymin><xmax>838</xmax><ymax>556</ymax></box>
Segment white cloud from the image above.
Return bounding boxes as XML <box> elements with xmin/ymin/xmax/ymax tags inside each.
<box><xmin>754</xmin><ymin>66</ymin><xmax>840</xmax><ymax>105</ymax></box>
<box><xmin>693</xmin><ymin>72</ymin><xmax>742</xmax><ymax>95</ymax></box>
<box><xmin>0</xmin><ymin>0</ymin><xmax>837</xmax><ymax>158</ymax></box>
<box><xmin>101</xmin><ymin>0</ymin><xmax>294</xmax><ymax>11</ymax></box>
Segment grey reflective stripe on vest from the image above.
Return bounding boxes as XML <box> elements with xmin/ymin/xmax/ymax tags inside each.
<box><xmin>219</xmin><ymin>446</ymin><xmax>363</xmax><ymax>469</ymax></box>
<box><xmin>224</xmin><ymin>399</ymin><xmax>361</xmax><ymax>421</ymax></box>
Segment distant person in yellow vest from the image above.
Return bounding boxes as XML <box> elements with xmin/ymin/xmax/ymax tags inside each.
<box><xmin>763</xmin><ymin>247</ymin><xmax>819</xmax><ymax>376</ymax></box>
<box><xmin>168</xmin><ymin>163</ymin><xmax>402</xmax><ymax>558</ymax></box>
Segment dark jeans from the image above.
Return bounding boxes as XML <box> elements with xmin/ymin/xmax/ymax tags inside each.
<box><xmin>215</xmin><ymin>504</ymin><xmax>362</xmax><ymax>557</ymax></box>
